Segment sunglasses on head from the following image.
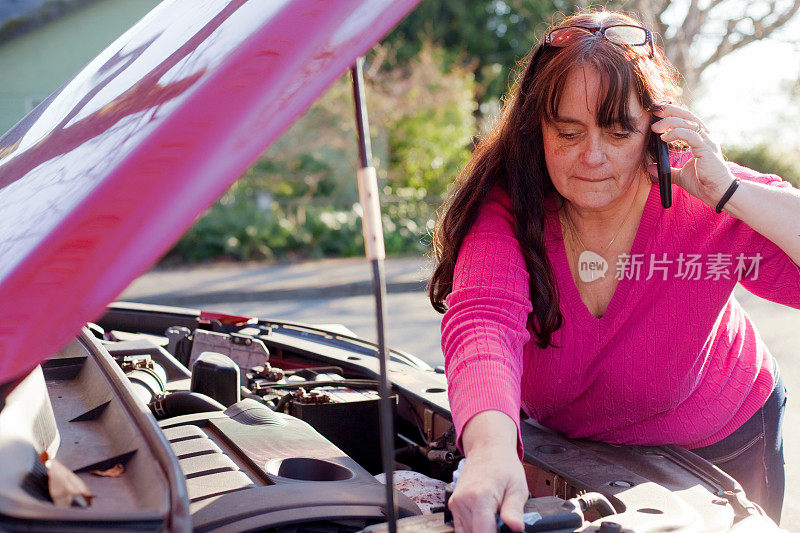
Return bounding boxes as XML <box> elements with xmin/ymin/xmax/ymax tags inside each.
<box><xmin>544</xmin><ymin>24</ymin><xmax>655</xmax><ymax>57</ymax></box>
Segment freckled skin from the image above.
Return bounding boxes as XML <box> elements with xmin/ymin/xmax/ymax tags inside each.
<box><xmin>542</xmin><ymin>66</ymin><xmax>652</xmax><ymax>214</ymax></box>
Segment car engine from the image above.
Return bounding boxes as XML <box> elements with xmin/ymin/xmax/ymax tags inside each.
<box><xmin>0</xmin><ymin>303</ymin><xmax>784</xmax><ymax>532</ymax></box>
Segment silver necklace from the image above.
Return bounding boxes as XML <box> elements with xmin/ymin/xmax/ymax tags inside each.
<box><xmin>563</xmin><ymin>179</ymin><xmax>640</xmax><ymax>256</ymax></box>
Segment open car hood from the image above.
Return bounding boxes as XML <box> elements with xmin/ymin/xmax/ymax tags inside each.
<box><xmin>0</xmin><ymin>0</ymin><xmax>421</xmax><ymax>384</ymax></box>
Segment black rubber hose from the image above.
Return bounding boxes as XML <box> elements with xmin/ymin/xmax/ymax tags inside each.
<box><xmin>149</xmin><ymin>391</ymin><xmax>225</xmax><ymax>420</ymax></box>
<box><xmin>574</xmin><ymin>492</ymin><xmax>616</xmax><ymax>517</ymax></box>
<box><xmin>240</xmin><ymin>386</ymin><xmax>270</xmax><ymax>404</ymax></box>
<box><xmin>274</xmin><ymin>392</ymin><xmax>294</xmax><ymax>413</ymax></box>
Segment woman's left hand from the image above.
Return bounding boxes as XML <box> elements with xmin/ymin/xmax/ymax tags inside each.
<box><xmin>651</xmin><ymin>103</ymin><xmax>800</xmax><ymax>268</ymax></box>
<box><xmin>649</xmin><ymin>104</ymin><xmax>735</xmax><ymax>208</ymax></box>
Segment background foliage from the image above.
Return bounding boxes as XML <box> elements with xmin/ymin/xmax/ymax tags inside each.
<box><xmin>168</xmin><ymin>0</ymin><xmax>800</xmax><ymax>264</ymax></box>
<box><xmin>381</xmin><ymin>0</ymin><xmax>563</xmax><ymax>105</ymax></box>
<box><xmin>167</xmin><ymin>40</ymin><xmax>476</xmax><ymax>263</ymax></box>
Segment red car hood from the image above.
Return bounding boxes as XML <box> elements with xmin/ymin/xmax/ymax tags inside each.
<box><xmin>0</xmin><ymin>0</ymin><xmax>420</xmax><ymax>383</ymax></box>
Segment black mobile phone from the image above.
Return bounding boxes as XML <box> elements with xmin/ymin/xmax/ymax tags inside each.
<box><xmin>653</xmin><ymin>132</ymin><xmax>671</xmax><ymax>208</ymax></box>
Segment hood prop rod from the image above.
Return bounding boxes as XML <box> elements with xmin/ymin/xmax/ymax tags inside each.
<box><xmin>351</xmin><ymin>57</ymin><xmax>398</xmax><ymax>533</ymax></box>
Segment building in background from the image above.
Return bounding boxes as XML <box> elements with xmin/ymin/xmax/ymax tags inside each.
<box><xmin>0</xmin><ymin>0</ymin><xmax>160</xmax><ymax>133</ymax></box>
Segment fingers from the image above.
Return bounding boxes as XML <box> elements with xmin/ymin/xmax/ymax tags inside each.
<box><xmin>498</xmin><ymin>486</ymin><xmax>528</xmax><ymax>532</ymax></box>
<box><xmin>653</xmin><ymin>103</ymin><xmax>704</xmax><ymax>126</ymax></box>
<box><xmin>650</xmin><ymin>116</ymin><xmax>702</xmax><ymax>136</ymax></box>
<box><xmin>450</xmin><ymin>456</ymin><xmax>529</xmax><ymax>533</ymax></box>
<box><xmin>450</xmin><ymin>489</ymin><xmax>502</xmax><ymax>533</ymax></box>
<box><xmin>651</xmin><ymin>108</ymin><xmax>717</xmax><ymax>154</ymax></box>
<box><xmin>657</xmin><ymin>126</ymin><xmax>705</xmax><ymax>150</ymax></box>
<box><xmin>650</xmin><ymin>104</ymin><xmax>733</xmax><ymax>204</ymax></box>
<box><xmin>473</xmin><ymin>507</ymin><xmax>501</xmax><ymax>533</ymax></box>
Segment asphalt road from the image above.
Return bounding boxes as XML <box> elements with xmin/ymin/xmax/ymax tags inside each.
<box><xmin>121</xmin><ymin>261</ymin><xmax>800</xmax><ymax>529</ymax></box>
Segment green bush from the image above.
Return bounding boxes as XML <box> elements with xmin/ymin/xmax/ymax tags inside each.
<box><xmin>167</xmin><ymin>196</ymin><xmax>436</xmax><ymax>263</ymax></box>
<box><xmin>168</xmin><ymin>41</ymin><xmax>473</xmax><ymax>264</ymax></box>
<box><xmin>373</xmin><ymin>44</ymin><xmax>476</xmax><ymax>197</ymax></box>
<box><xmin>170</xmin><ymin>200</ymin><xmax>286</xmax><ymax>262</ymax></box>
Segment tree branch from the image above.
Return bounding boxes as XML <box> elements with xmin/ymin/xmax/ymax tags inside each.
<box><xmin>697</xmin><ymin>0</ymin><xmax>800</xmax><ymax>77</ymax></box>
<box><xmin>583</xmin><ymin>0</ymin><xmax>800</xmax><ymax>91</ymax></box>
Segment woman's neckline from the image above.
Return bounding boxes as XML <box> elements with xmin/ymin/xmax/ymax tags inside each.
<box><xmin>548</xmin><ymin>179</ymin><xmax>661</xmax><ymax>324</ymax></box>
<box><xmin>560</xmin><ymin>176</ymin><xmax>647</xmax><ymax>256</ymax></box>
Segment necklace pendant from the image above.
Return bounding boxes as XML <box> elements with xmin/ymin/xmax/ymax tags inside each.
<box><xmin>577</xmin><ymin>250</ymin><xmax>608</xmax><ymax>283</ymax></box>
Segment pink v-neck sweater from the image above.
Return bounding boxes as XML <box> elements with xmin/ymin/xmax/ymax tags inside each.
<box><xmin>442</xmin><ymin>161</ymin><xmax>800</xmax><ymax>455</ymax></box>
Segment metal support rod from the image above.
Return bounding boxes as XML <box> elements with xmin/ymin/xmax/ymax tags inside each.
<box><xmin>351</xmin><ymin>57</ymin><xmax>398</xmax><ymax>533</ymax></box>
<box><xmin>353</xmin><ymin>59</ymin><xmax>373</xmax><ymax>169</ymax></box>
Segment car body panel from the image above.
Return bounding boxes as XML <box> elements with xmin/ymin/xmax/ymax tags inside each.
<box><xmin>0</xmin><ymin>0</ymin><xmax>421</xmax><ymax>384</ymax></box>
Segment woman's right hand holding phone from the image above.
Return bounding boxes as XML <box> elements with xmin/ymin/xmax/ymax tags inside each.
<box><xmin>449</xmin><ymin>411</ymin><xmax>529</xmax><ymax>533</ymax></box>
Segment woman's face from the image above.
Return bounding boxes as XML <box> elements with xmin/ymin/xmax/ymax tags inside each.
<box><xmin>541</xmin><ymin>66</ymin><xmax>651</xmax><ymax>211</ymax></box>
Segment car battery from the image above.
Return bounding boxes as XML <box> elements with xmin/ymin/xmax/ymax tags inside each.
<box><xmin>289</xmin><ymin>386</ymin><xmax>395</xmax><ymax>475</ymax></box>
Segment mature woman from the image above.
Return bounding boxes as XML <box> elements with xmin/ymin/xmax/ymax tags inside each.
<box><xmin>429</xmin><ymin>10</ymin><xmax>800</xmax><ymax>532</ymax></box>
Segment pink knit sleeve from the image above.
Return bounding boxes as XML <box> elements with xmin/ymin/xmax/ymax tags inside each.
<box><xmin>726</xmin><ymin>164</ymin><xmax>800</xmax><ymax>309</ymax></box>
<box><xmin>441</xmin><ymin>188</ymin><xmax>532</xmax><ymax>460</ymax></box>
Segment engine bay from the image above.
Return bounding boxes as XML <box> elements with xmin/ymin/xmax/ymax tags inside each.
<box><xmin>0</xmin><ymin>302</ymin><xmax>783</xmax><ymax>532</ymax></box>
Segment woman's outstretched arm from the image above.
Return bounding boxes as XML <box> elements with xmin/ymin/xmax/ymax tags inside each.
<box><xmin>448</xmin><ymin>410</ymin><xmax>529</xmax><ymax>533</ymax></box>
<box><xmin>720</xmin><ymin>179</ymin><xmax>800</xmax><ymax>266</ymax></box>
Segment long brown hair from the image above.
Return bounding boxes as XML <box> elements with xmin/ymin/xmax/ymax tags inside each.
<box><xmin>428</xmin><ymin>11</ymin><xmax>680</xmax><ymax>348</ymax></box>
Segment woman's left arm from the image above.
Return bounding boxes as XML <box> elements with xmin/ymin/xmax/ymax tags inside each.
<box><xmin>652</xmin><ymin>103</ymin><xmax>800</xmax><ymax>266</ymax></box>
<box><xmin>721</xmin><ymin>178</ymin><xmax>800</xmax><ymax>265</ymax></box>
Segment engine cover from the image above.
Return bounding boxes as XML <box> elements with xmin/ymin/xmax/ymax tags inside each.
<box><xmin>158</xmin><ymin>399</ymin><xmax>420</xmax><ymax>531</ymax></box>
